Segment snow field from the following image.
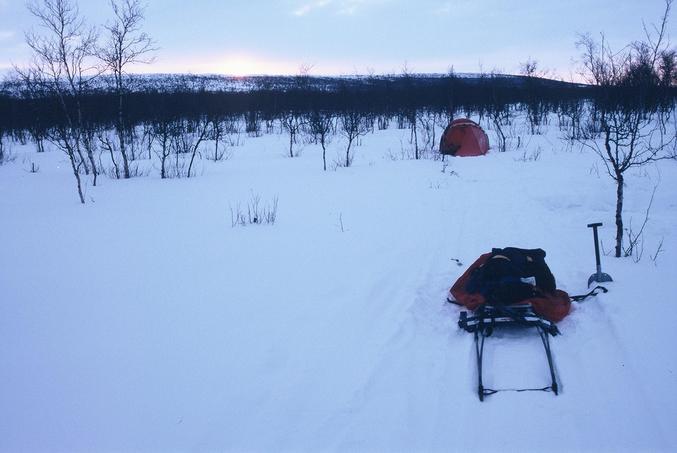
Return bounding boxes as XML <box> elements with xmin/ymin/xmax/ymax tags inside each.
<box><xmin>1</xmin><ymin>117</ymin><xmax>676</xmax><ymax>452</ymax></box>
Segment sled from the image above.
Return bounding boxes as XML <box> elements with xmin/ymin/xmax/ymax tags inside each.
<box><xmin>450</xmin><ymin>248</ymin><xmax>608</xmax><ymax>401</ymax></box>
<box><xmin>458</xmin><ymin>303</ymin><xmax>560</xmax><ymax>401</ymax></box>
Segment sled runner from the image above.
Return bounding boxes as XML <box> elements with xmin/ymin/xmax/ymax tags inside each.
<box><xmin>458</xmin><ymin>304</ymin><xmax>559</xmax><ymax>401</ymax></box>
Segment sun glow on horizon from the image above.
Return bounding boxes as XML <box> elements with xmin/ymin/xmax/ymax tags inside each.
<box><xmin>214</xmin><ymin>54</ymin><xmax>297</xmax><ymax>76</ymax></box>
<box><xmin>120</xmin><ymin>53</ymin><xmax>302</xmax><ymax>77</ymax></box>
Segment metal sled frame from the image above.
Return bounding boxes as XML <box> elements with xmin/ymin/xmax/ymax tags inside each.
<box><xmin>458</xmin><ymin>304</ymin><xmax>560</xmax><ymax>401</ymax></box>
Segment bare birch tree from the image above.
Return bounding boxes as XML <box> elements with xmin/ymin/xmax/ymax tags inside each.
<box><xmin>17</xmin><ymin>0</ymin><xmax>99</xmax><ymax>203</ymax></box>
<box><xmin>340</xmin><ymin>110</ymin><xmax>368</xmax><ymax>167</ymax></box>
<box><xmin>281</xmin><ymin>111</ymin><xmax>303</xmax><ymax>158</ymax></box>
<box><xmin>578</xmin><ymin>0</ymin><xmax>675</xmax><ymax>257</ymax></box>
<box><xmin>307</xmin><ymin>111</ymin><xmax>334</xmax><ymax>171</ymax></box>
<box><xmin>152</xmin><ymin>119</ymin><xmax>174</xmax><ymax>179</ymax></box>
<box><xmin>98</xmin><ymin>0</ymin><xmax>155</xmax><ymax>179</ymax></box>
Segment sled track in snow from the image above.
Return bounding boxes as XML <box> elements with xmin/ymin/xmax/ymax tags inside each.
<box><xmin>312</xmin><ymin>246</ymin><xmax>468</xmax><ymax>451</ymax></box>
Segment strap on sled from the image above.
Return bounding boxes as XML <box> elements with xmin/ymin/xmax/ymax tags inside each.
<box><xmin>571</xmin><ymin>285</ymin><xmax>608</xmax><ymax>302</ymax></box>
<box><xmin>459</xmin><ymin>304</ymin><xmax>559</xmax><ymax>401</ymax></box>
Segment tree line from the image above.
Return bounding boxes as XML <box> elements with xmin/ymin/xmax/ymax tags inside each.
<box><xmin>1</xmin><ymin>0</ymin><xmax>676</xmax><ymax>262</ymax></box>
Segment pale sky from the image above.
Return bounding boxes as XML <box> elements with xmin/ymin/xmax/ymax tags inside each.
<box><xmin>0</xmin><ymin>0</ymin><xmax>673</xmax><ymax>79</ymax></box>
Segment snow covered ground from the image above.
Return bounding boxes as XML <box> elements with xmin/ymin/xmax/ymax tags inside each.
<box><xmin>1</xmin><ymin>117</ymin><xmax>676</xmax><ymax>452</ymax></box>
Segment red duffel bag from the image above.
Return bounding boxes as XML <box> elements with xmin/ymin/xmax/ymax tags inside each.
<box><xmin>448</xmin><ymin>250</ymin><xmax>571</xmax><ymax>323</ymax></box>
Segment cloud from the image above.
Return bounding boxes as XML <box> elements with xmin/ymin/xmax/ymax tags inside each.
<box><xmin>336</xmin><ymin>0</ymin><xmax>369</xmax><ymax>15</ymax></box>
<box><xmin>432</xmin><ymin>0</ymin><xmax>477</xmax><ymax>15</ymax></box>
<box><xmin>0</xmin><ymin>30</ymin><xmax>15</xmax><ymax>41</ymax></box>
<box><xmin>293</xmin><ymin>0</ymin><xmax>386</xmax><ymax>16</ymax></box>
<box><xmin>436</xmin><ymin>2</ymin><xmax>452</xmax><ymax>14</ymax></box>
<box><xmin>293</xmin><ymin>0</ymin><xmax>333</xmax><ymax>16</ymax></box>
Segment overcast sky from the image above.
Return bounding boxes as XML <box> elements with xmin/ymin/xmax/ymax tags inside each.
<box><xmin>0</xmin><ymin>0</ymin><xmax>672</xmax><ymax>79</ymax></box>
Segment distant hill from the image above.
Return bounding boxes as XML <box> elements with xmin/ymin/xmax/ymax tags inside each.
<box><xmin>1</xmin><ymin>72</ymin><xmax>587</xmax><ymax>97</ymax></box>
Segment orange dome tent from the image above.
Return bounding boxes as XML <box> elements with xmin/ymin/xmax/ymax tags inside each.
<box><xmin>439</xmin><ymin>118</ymin><xmax>489</xmax><ymax>157</ymax></box>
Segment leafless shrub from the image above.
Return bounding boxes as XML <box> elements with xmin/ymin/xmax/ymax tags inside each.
<box><xmin>623</xmin><ymin>185</ymin><xmax>657</xmax><ymax>262</ymax></box>
<box><xmin>166</xmin><ymin>155</ymin><xmax>189</xmax><ymax>179</ymax></box>
<box><xmin>337</xmin><ymin>212</ymin><xmax>346</xmax><ymax>232</ymax></box>
<box><xmin>580</xmin><ymin>113</ymin><xmax>602</xmax><ymax>140</ymax></box>
<box><xmin>224</xmin><ymin>133</ymin><xmax>243</xmax><ymax>147</ymax></box>
<box><xmin>97</xmin><ymin>132</ymin><xmax>150</xmax><ymax>178</ymax></box>
<box><xmin>396</xmin><ymin>114</ymin><xmax>407</xmax><ymax>130</ymax></box>
<box><xmin>207</xmin><ymin>143</ymin><xmax>233</xmax><ymax>162</ymax></box>
<box><xmin>384</xmin><ymin>146</ymin><xmax>409</xmax><ymax>161</ymax></box>
<box><xmin>206</xmin><ymin>116</ymin><xmax>233</xmax><ymax>162</ymax></box>
<box><xmin>422</xmin><ymin>146</ymin><xmax>444</xmax><ymax>160</ymax></box>
<box><xmin>441</xmin><ymin>160</ymin><xmax>459</xmax><ymax>176</ymax></box>
<box><xmin>397</xmin><ymin>139</ymin><xmax>416</xmax><ymax>159</ymax></box>
<box><xmin>669</xmin><ymin>108</ymin><xmax>677</xmax><ymax>159</ymax></box>
<box><xmin>329</xmin><ymin>154</ymin><xmax>343</xmax><ymax>171</ymax></box>
<box><xmin>127</xmin><ymin>162</ymin><xmax>149</xmax><ymax>177</ymax></box>
<box><xmin>98</xmin><ymin>131</ymin><xmax>122</xmax><ymax>179</ymax></box>
<box><xmin>625</xmin><ymin>226</ymin><xmax>645</xmax><ymax>263</ymax></box>
<box><xmin>221</xmin><ymin>118</ymin><xmax>244</xmax><ymax>148</ymax></box>
<box><xmin>170</xmin><ymin>118</ymin><xmax>210</xmax><ymax>178</ymax></box>
<box><xmin>377</xmin><ymin>115</ymin><xmax>390</xmax><ymax>130</ymax></box>
<box><xmin>488</xmin><ymin>105</ymin><xmax>511</xmax><ymax>152</ymax></box>
<box><xmin>143</xmin><ymin>120</ymin><xmax>174</xmax><ymax>178</ymax></box>
<box><xmin>223</xmin><ymin>117</ymin><xmax>243</xmax><ymax>136</ymax></box>
<box><xmin>245</xmin><ymin>111</ymin><xmax>262</xmax><ymax>137</ymax></box>
<box><xmin>417</xmin><ymin>111</ymin><xmax>438</xmax><ymax>153</ymax></box>
<box><xmin>558</xmin><ymin>101</ymin><xmax>586</xmax><ymax>141</ymax></box>
<box><xmin>589</xmin><ymin>162</ymin><xmax>601</xmax><ymax>178</ymax></box>
<box><xmin>483</xmin><ymin>69</ymin><xmax>514</xmax><ymax>152</ymax></box>
<box><xmin>515</xmin><ymin>146</ymin><xmax>542</xmax><ymax>162</ymax></box>
<box><xmin>651</xmin><ymin>238</ymin><xmax>665</xmax><ymax>265</ymax></box>
<box><xmin>230</xmin><ymin>193</ymin><xmax>279</xmax><ymax>227</ymax></box>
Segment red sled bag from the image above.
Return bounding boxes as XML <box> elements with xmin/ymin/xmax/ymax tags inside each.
<box><xmin>448</xmin><ymin>248</ymin><xmax>571</xmax><ymax>323</ymax></box>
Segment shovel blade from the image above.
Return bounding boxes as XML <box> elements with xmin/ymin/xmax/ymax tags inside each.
<box><xmin>588</xmin><ymin>272</ymin><xmax>613</xmax><ymax>287</ymax></box>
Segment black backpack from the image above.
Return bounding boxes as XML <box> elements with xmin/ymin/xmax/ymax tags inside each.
<box><xmin>465</xmin><ymin>247</ymin><xmax>556</xmax><ymax>305</ymax></box>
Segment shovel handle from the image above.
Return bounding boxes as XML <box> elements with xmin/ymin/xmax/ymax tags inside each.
<box><xmin>588</xmin><ymin>223</ymin><xmax>603</xmax><ymax>269</ymax></box>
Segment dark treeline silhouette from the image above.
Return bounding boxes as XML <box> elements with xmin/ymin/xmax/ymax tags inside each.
<box><xmin>2</xmin><ymin>73</ymin><xmax>674</xmax><ymax>137</ymax></box>
<box><xmin>1</xmin><ymin>74</ymin><xmax>597</xmax><ymax>134</ymax></box>
<box><xmin>1</xmin><ymin>71</ymin><xmax>674</xmax><ymax>207</ymax></box>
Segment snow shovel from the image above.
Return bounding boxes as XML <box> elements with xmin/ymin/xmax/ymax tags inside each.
<box><xmin>587</xmin><ymin>222</ymin><xmax>613</xmax><ymax>287</ymax></box>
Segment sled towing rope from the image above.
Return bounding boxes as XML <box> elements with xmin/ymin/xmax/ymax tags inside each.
<box><xmin>458</xmin><ymin>304</ymin><xmax>560</xmax><ymax>401</ymax></box>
